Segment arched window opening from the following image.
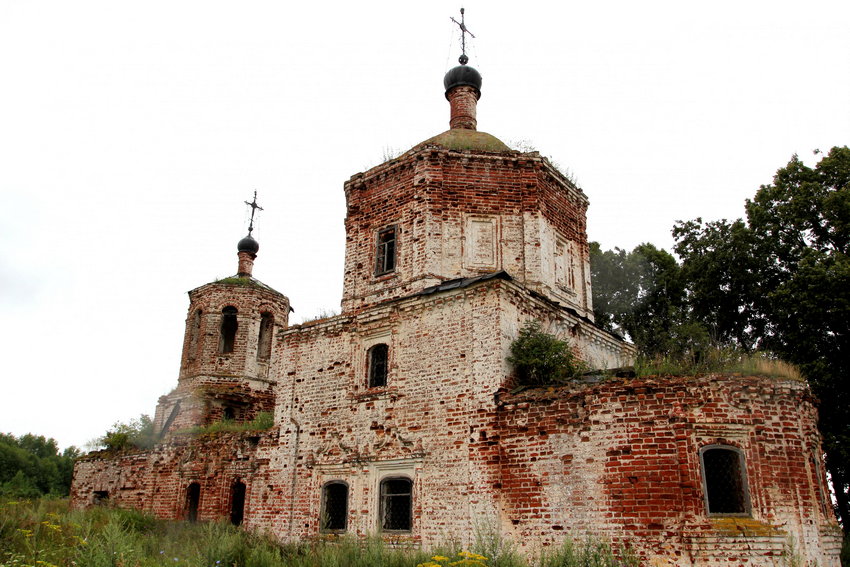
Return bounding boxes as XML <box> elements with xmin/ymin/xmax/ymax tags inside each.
<box><xmin>188</xmin><ymin>309</ymin><xmax>202</xmax><ymax>361</ymax></box>
<box><xmin>321</xmin><ymin>482</ymin><xmax>349</xmax><ymax>532</ymax></box>
<box><xmin>700</xmin><ymin>446</ymin><xmax>750</xmax><ymax>515</ymax></box>
<box><xmin>185</xmin><ymin>482</ymin><xmax>201</xmax><ymax>522</ymax></box>
<box><xmin>257</xmin><ymin>313</ymin><xmax>274</xmax><ymax>361</ymax></box>
<box><xmin>379</xmin><ymin>477</ymin><xmax>412</xmax><ymax>532</ymax></box>
<box><xmin>230</xmin><ymin>481</ymin><xmax>246</xmax><ymax>526</ymax></box>
<box><xmin>367</xmin><ymin>344</ymin><xmax>389</xmax><ymax>388</ymax></box>
<box><xmin>219</xmin><ymin>307</ymin><xmax>238</xmax><ymax>354</ymax></box>
<box><xmin>223</xmin><ymin>406</ymin><xmax>236</xmax><ymax>421</ymax></box>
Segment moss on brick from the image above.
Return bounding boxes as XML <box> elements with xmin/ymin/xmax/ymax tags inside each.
<box><xmin>213</xmin><ymin>276</ymin><xmax>262</xmax><ymax>287</ymax></box>
<box><xmin>711</xmin><ymin>517</ymin><xmax>785</xmax><ymax>537</ymax></box>
<box><xmin>414</xmin><ymin>129</ymin><xmax>512</xmax><ymax>153</ymax></box>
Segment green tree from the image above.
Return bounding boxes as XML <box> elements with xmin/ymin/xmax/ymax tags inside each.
<box><xmin>590</xmin><ymin>242</ymin><xmax>703</xmax><ymax>359</ymax></box>
<box><xmin>743</xmin><ymin>147</ymin><xmax>850</xmax><ymax>530</ymax></box>
<box><xmin>672</xmin><ymin>218</ymin><xmax>767</xmax><ymax>351</ymax></box>
<box><xmin>0</xmin><ymin>433</ymin><xmax>79</xmax><ymax>496</ymax></box>
<box><xmin>671</xmin><ymin>147</ymin><xmax>850</xmax><ymax>530</ymax></box>
<box><xmin>589</xmin><ymin>242</ymin><xmax>644</xmax><ymax>335</ymax></box>
<box><xmin>94</xmin><ymin>414</ymin><xmax>156</xmax><ymax>452</ymax></box>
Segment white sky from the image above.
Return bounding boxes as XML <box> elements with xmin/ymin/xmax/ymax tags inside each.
<box><xmin>1</xmin><ymin>1</ymin><xmax>848</xmax><ymax>451</ymax></box>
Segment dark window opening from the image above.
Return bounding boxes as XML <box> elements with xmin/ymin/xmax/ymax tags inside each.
<box><xmin>380</xmin><ymin>477</ymin><xmax>412</xmax><ymax>532</ymax></box>
<box><xmin>219</xmin><ymin>307</ymin><xmax>238</xmax><ymax>353</ymax></box>
<box><xmin>93</xmin><ymin>490</ymin><xmax>109</xmax><ymax>505</ymax></box>
<box><xmin>368</xmin><ymin>344</ymin><xmax>389</xmax><ymax>388</ymax></box>
<box><xmin>321</xmin><ymin>482</ymin><xmax>349</xmax><ymax>532</ymax></box>
<box><xmin>186</xmin><ymin>482</ymin><xmax>201</xmax><ymax>522</ymax></box>
<box><xmin>257</xmin><ymin>313</ymin><xmax>274</xmax><ymax>361</ymax></box>
<box><xmin>375</xmin><ymin>227</ymin><xmax>397</xmax><ymax>275</ymax></box>
<box><xmin>230</xmin><ymin>481</ymin><xmax>246</xmax><ymax>526</ymax></box>
<box><xmin>188</xmin><ymin>309</ymin><xmax>202</xmax><ymax>361</ymax></box>
<box><xmin>223</xmin><ymin>406</ymin><xmax>236</xmax><ymax>421</ymax></box>
<box><xmin>701</xmin><ymin>446</ymin><xmax>750</xmax><ymax>515</ymax></box>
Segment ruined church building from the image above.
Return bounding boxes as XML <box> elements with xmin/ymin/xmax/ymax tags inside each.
<box><xmin>72</xmin><ymin>29</ymin><xmax>842</xmax><ymax>566</ymax></box>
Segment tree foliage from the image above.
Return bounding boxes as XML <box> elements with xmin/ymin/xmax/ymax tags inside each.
<box><xmin>591</xmin><ymin>146</ymin><xmax>850</xmax><ymax>530</ymax></box>
<box><xmin>672</xmin><ymin>218</ymin><xmax>767</xmax><ymax>350</ymax></box>
<box><xmin>0</xmin><ymin>433</ymin><xmax>80</xmax><ymax>497</ymax></box>
<box><xmin>590</xmin><ymin>242</ymin><xmax>707</xmax><ymax>359</ymax></box>
<box><xmin>508</xmin><ymin>321</ymin><xmax>583</xmax><ymax>386</ymax></box>
<box><xmin>93</xmin><ymin>414</ymin><xmax>156</xmax><ymax>452</ymax></box>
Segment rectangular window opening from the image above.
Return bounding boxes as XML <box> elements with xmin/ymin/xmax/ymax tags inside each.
<box><xmin>368</xmin><ymin>344</ymin><xmax>389</xmax><ymax>388</ymax></box>
<box><xmin>380</xmin><ymin>477</ymin><xmax>412</xmax><ymax>532</ymax></box>
<box><xmin>701</xmin><ymin>446</ymin><xmax>750</xmax><ymax>516</ymax></box>
<box><xmin>321</xmin><ymin>482</ymin><xmax>349</xmax><ymax>532</ymax></box>
<box><xmin>375</xmin><ymin>227</ymin><xmax>397</xmax><ymax>276</ymax></box>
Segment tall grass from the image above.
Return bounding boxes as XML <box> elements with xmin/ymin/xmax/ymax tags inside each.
<box><xmin>180</xmin><ymin>412</ymin><xmax>275</xmax><ymax>436</ymax></box>
<box><xmin>634</xmin><ymin>348</ymin><xmax>802</xmax><ymax>381</ymax></box>
<box><xmin>538</xmin><ymin>539</ymin><xmax>639</xmax><ymax>567</ymax></box>
<box><xmin>1</xmin><ymin>499</ymin><xmax>639</xmax><ymax>567</ymax></box>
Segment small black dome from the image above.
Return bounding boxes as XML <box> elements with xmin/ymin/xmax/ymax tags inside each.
<box><xmin>444</xmin><ymin>64</ymin><xmax>482</xmax><ymax>100</ymax></box>
<box><xmin>237</xmin><ymin>234</ymin><xmax>259</xmax><ymax>254</ymax></box>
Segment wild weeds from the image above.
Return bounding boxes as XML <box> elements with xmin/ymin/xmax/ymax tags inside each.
<box><xmin>182</xmin><ymin>412</ymin><xmax>274</xmax><ymax>436</ymax></box>
<box><xmin>634</xmin><ymin>348</ymin><xmax>802</xmax><ymax>381</ymax></box>
<box><xmin>539</xmin><ymin>538</ymin><xmax>639</xmax><ymax>567</ymax></box>
<box><xmin>1</xmin><ymin>499</ymin><xmax>641</xmax><ymax>567</ymax></box>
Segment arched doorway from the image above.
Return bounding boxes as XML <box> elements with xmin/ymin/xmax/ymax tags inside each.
<box><xmin>186</xmin><ymin>482</ymin><xmax>200</xmax><ymax>522</ymax></box>
<box><xmin>230</xmin><ymin>481</ymin><xmax>246</xmax><ymax>526</ymax></box>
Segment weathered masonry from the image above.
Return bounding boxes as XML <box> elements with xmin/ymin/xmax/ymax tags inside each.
<box><xmin>72</xmin><ymin>51</ymin><xmax>842</xmax><ymax>566</ymax></box>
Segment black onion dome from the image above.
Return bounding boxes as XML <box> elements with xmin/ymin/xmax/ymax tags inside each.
<box><xmin>443</xmin><ymin>64</ymin><xmax>482</xmax><ymax>100</ymax></box>
<box><xmin>237</xmin><ymin>234</ymin><xmax>259</xmax><ymax>254</ymax></box>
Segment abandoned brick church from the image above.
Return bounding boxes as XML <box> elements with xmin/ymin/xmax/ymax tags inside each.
<box><xmin>71</xmin><ymin>50</ymin><xmax>843</xmax><ymax>565</ymax></box>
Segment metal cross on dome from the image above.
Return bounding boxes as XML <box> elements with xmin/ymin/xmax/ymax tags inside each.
<box><xmin>244</xmin><ymin>190</ymin><xmax>264</xmax><ymax>235</ymax></box>
<box><xmin>450</xmin><ymin>7</ymin><xmax>475</xmax><ymax>65</ymax></box>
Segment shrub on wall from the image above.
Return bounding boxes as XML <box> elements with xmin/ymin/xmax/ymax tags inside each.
<box><xmin>93</xmin><ymin>415</ymin><xmax>155</xmax><ymax>453</ymax></box>
<box><xmin>508</xmin><ymin>321</ymin><xmax>583</xmax><ymax>386</ymax></box>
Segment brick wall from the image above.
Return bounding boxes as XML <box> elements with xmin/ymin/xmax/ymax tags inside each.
<box><xmin>178</xmin><ymin>280</ymin><xmax>290</xmax><ymax>383</ymax></box>
<box><xmin>494</xmin><ymin>375</ymin><xmax>842</xmax><ymax>566</ymax></box>
<box><xmin>341</xmin><ymin>146</ymin><xmax>592</xmax><ymax>319</ymax></box>
<box><xmin>71</xmin><ymin>274</ymin><xmax>840</xmax><ymax>564</ymax></box>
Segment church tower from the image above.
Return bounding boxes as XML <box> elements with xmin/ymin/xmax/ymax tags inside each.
<box><xmin>153</xmin><ymin>196</ymin><xmax>291</xmax><ymax>436</ymax></box>
<box><xmin>341</xmin><ymin>44</ymin><xmax>593</xmax><ymax>321</ymax></box>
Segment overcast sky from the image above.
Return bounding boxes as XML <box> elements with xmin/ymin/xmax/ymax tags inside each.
<box><xmin>1</xmin><ymin>0</ymin><xmax>848</xmax><ymax>451</ymax></box>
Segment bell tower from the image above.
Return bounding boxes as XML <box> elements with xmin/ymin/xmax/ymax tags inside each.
<box><xmin>340</xmin><ymin>31</ymin><xmax>593</xmax><ymax>319</ymax></box>
<box><xmin>154</xmin><ymin>195</ymin><xmax>291</xmax><ymax>436</ymax></box>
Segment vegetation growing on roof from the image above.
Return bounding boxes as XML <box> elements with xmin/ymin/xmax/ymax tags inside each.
<box><xmin>214</xmin><ymin>276</ymin><xmax>261</xmax><ymax>287</ymax></box>
<box><xmin>633</xmin><ymin>349</ymin><xmax>803</xmax><ymax>381</ymax></box>
<box><xmin>508</xmin><ymin>321</ymin><xmax>585</xmax><ymax>386</ymax></box>
<box><xmin>419</xmin><ymin>129</ymin><xmax>511</xmax><ymax>153</ymax></box>
<box><xmin>88</xmin><ymin>414</ymin><xmax>156</xmax><ymax>454</ymax></box>
<box><xmin>181</xmin><ymin>412</ymin><xmax>274</xmax><ymax>436</ymax></box>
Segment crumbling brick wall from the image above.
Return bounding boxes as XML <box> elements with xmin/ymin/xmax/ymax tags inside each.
<box><xmin>494</xmin><ymin>374</ymin><xmax>842</xmax><ymax>566</ymax></box>
<box><xmin>71</xmin><ymin>431</ymin><xmax>274</xmax><ymax>523</ymax></box>
<box><xmin>342</xmin><ymin>146</ymin><xmax>592</xmax><ymax>319</ymax></box>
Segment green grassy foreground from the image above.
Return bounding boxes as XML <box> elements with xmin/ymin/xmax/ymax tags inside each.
<box><xmin>0</xmin><ymin>498</ymin><xmax>639</xmax><ymax>567</ymax></box>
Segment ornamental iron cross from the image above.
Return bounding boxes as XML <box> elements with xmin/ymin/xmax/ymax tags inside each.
<box><xmin>244</xmin><ymin>190</ymin><xmax>263</xmax><ymax>235</ymax></box>
<box><xmin>450</xmin><ymin>7</ymin><xmax>475</xmax><ymax>65</ymax></box>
